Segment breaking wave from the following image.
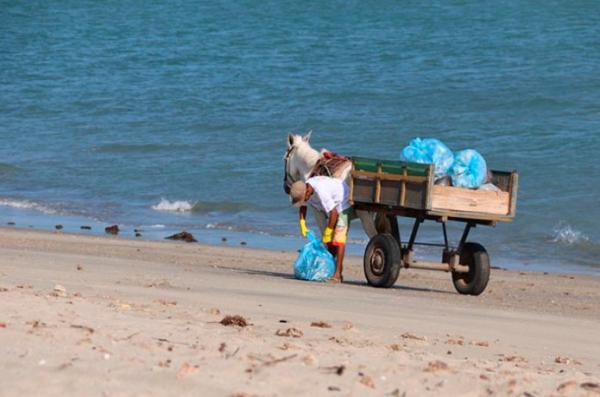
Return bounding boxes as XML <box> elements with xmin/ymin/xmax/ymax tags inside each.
<box><xmin>0</xmin><ymin>198</ymin><xmax>58</xmax><ymax>215</ymax></box>
<box><xmin>151</xmin><ymin>199</ymin><xmax>256</xmax><ymax>213</ymax></box>
<box><xmin>552</xmin><ymin>223</ymin><xmax>589</xmax><ymax>245</ymax></box>
<box><xmin>151</xmin><ymin>199</ymin><xmax>194</xmax><ymax>212</ymax></box>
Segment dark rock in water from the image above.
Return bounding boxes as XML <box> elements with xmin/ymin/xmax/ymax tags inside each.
<box><xmin>7</xmin><ymin>222</ymin><xmax>15</xmax><ymax>226</ymax></box>
<box><xmin>55</xmin><ymin>224</ymin><xmax>63</xmax><ymax>230</ymax></box>
<box><xmin>81</xmin><ymin>225</ymin><xmax>92</xmax><ymax>230</ymax></box>
<box><xmin>105</xmin><ymin>225</ymin><xmax>119</xmax><ymax>235</ymax></box>
<box><xmin>134</xmin><ymin>228</ymin><xmax>142</xmax><ymax>233</ymax></box>
<box><xmin>240</xmin><ymin>241</ymin><xmax>247</xmax><ymax>246</ymax></box>
<box><xmin>166</xmin><ymin>231</ymin><xmax>197</xmax><ymax>243</ymax></box>
<box><xmin>135</xmin><ymin>232</ymin><xmax>142</xmax><ymax>238</ymax></box>
<box><xmin>221</xmin><ymin>237</ymin><xmax>227</xmax><ymax>242</ymax></box>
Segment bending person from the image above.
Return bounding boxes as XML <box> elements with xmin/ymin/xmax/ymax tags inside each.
<box><xmin>290</xmin><ymin>176</ymin><xmax>354</xmax><ymax>282</ymax></box>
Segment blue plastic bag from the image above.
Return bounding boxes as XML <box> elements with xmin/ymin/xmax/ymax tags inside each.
<box><xmin>294</xmin><ymin>231</ymin><xmax>336</xmax><ymax>281</ymax></box>
<box><xmin>449</xmin><ymin>149</ymin><xmax>488</xmax><ymax>188</ymax></box>
<box><xmin>400</xmin><ymin>138</ymin><xmax>454</xmax><ymax>177</ymax></box>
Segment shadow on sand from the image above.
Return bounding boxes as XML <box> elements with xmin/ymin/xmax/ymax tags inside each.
<box><xmin>216</xmin><ymin>265</ymin><xmax>452</xmax><ymax>295</ymax></box>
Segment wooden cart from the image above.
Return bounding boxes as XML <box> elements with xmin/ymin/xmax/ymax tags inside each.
<box><xmin>349</xmin><ymin>157</ymin><xmax>518</xmax><ymax>295</ymax></box>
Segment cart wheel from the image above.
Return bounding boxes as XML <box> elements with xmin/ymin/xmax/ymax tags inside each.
<box><xmin>364</xmin><ymin>233</ymin><xmax>401</xmax><ymax>288</ymax></box>
<box><xmin>452</xmin><ymin>242</ymin><xmax>490</xmax><ymax>296</ymax></box>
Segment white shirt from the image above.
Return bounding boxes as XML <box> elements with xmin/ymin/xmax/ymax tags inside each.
<box><xmin>306</xmin><ymin>176</ymin><xmax>350</xmax><ymax>214</ymax></box>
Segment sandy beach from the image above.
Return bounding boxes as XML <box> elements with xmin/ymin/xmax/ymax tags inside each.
<box><xmin>0</xmin><ymin>227</ymin><xmax>598</xmax><ymax>397</ymax></box>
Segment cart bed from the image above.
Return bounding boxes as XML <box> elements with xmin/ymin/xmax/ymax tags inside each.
<box><xmin>350</xmin><ymin>157</ymin><xmax>518</xmax><ymax>223</ymax></box>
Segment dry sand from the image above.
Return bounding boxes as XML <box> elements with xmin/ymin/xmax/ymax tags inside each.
<box><xmin>0</xmin><ymin>227</ymin><xmax>599</xmax><ymax>397</ymax></box>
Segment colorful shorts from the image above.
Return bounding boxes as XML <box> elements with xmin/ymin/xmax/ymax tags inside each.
<box><xmin>332</xmin><ymin>207</ymin><xmax>355</xmax><ymax>247</ymax></box>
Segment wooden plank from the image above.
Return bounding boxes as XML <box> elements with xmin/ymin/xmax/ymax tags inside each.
<box><xmin>351</xmin><ymin>170</ymin><xmax>428</xmax><ymax>184</ymax></box>
<box><xmin>431</xmin><ymin>185</ymin><xmax>509</xmax><ymax>215</ymax></box>
<box><xmin>400</xmin><ymin>168</ymin><xmax>407</xmax><ymax>206</ymax></box>
<box><xmin>509</xmin><ymin>171</ymin><xmax>519</xmax><ymax>217</ymax></box>
<box><xmin>374</xmin><ymin>164</ymin><xmax>382</xmax><ymax>203</ymax></box>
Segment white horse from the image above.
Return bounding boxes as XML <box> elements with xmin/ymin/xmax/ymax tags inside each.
<box><xmin>283</xmin><ymin>131</ymin><xmax>391</xmax><ymax>239</ymax></box>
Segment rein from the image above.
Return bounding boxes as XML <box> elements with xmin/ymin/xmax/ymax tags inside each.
<box><xmin>283</xmin><ymin>145</ymin><xmax>298</xmax><ymax>194</ymax></box>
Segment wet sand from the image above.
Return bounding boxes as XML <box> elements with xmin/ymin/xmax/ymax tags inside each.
<box><xmin>0</xmin><ymin>227</ymin><xmax>599</xmax><ymax>396</ymax></box>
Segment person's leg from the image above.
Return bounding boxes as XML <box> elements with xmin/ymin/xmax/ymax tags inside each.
<box><xmin>330</xmin><ymin>208</ymin><xmax>351</xmax><ymax>281</ymax></box>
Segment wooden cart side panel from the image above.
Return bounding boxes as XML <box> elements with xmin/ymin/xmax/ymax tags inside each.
<box><xmin>509</xmin><ymin>171</ymin><xmax>519</xmax><ymax>217</ymax></box>
<box><xmin>431</xmin><ymin>185</ymin><xmax>510</xmax><ymax>216</ymax></box>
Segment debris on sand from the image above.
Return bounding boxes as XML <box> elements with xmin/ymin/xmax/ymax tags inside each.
<box><xmin>322</xmin><ymin>365</ymin><xmax>345</xmax><ymax>376</ymax></box>
<box><xmin>501</xmin><ymin>355</ymin><xmax>528</xmax><ymax>363</ymax></box>
<box><xmin>206</xmin><ymin>307</ymin><xmax>221</xmax><ymax>315</ymax></box>
<box><xmin>554</xmin><ymin>356</ymin><xmax>581</xmax><ymax>365</ymax></box>
<box><xmin>76</xmin><ymin>265</ymin><xmax>83</xmax><ymax>271</ymax></box>
<box><xmin>176</xmin><ymin>362</ymin><xmax>200</xmax><ymax>379</ymax></box>
<box><xmin>51</xmin><ymin>284</ymin><xmax>67</xmax><ymax>297</ymax></box>
<box><xmin>311</xmin><ymin>321</ymin><xmax>332</xmax><ymax>328</ymax></box>
<box><xmin>220</xmin><ymin>315</ymin><xmax>249</xmax><ymax>327</ymax></box>
<box><xmin>0</xmin><ymin>322</ymin><xmax>6</xmax><ymax>328</ymax></box>
<box><xmin>446</xmin><ymin>338</ymin><xmax>464</xmax><ymax>346</ymax></box>
<box><xmin>580</xmin><ymin>383</ymin><xmax>599</xmax><ymax>392</ymax></box>
<box><xmin>359</xmin><ymin>374</ymin><xmax>375</xmax><ymax>389</ymax></box>
<box><xmin>0</xmin><ymin>287</ymin><xmax>8</xmax><ymax>292</ymax></box>
<box><xmin>276</xmin><ymin>328</ymin><xmax>303</xmax><ymax>338</ymax></box>
<box><xmin>424</xmin><ymin>360</ymin><xmax>449</xmax><ymax>372</ymax></box>
<box><xmin>557</xmin><ymin>381</ymin><xmax>577</xmax><ymax>393</ymax></box>
<box><xmin>156</xmin><ymin>299</ymin><xmax>177</xmax><ymax>306</ymax></box>
<box><xmin>70</xmin><ymin>324</ymin><xmax>95</xmax><ymax>334</ymax></box>
<box><xmin>166</xmin><ymin>231</ymin><xmax>197</xmax><ymax>243</ymax></box>
<box><xmin>401</xmin><ymin>332</ymin><xmax>426</xmax><ymax>341</ymax></box>
<box><xmin>105</xmin><ymin>225</ymin><xmax>119</xmax><ymax>235</ymax></box>
<box><xmin>472</xmin><ymin>340</ymin><xmax>489</xmax><ymax>347</ymax></box>
<box><xmin>388</xmin><ymin>344</ymin><xmax>402</xmax><ymax>351</ymax></box>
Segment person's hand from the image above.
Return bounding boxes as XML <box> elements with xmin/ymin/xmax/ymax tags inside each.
<box><xmin>299</xmin><ymin>219</ymin><xmax>309</xmax><ymax>237</ymax></box>
<box><xmin>322</xmin><ymin>227</ymin><xmax>333</xmax><ymax>244</ymax></box>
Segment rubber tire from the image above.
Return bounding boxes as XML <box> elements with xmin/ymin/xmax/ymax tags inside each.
<box><xmin>364</xmin><ymin>233</ymin><xmax>402</xmax><ymax>288</ymax></box>
<box><xmin>451</xmin><ymin>242</ymin><xmax>490</xmax><ymax>296</ymax></box>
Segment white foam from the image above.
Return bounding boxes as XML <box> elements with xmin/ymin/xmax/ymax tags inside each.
<box><xmin>151</xmin><ymin>199</ymin><xmax>194</xmax><ymax>212</ymax></box>
<box><xmin>0</xmin><ymin>198</ymin><xmax>58</xmax><ymax>215</ymax></box>
<box><xmin>552</xmin><ymin>224</ymin><xmax>589</xmax><ymax>245</ymax></box>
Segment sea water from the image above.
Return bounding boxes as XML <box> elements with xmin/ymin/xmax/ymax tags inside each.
<box><xmin>1</xmin><ymin>1</ymin><xmax>600</xmax><ymax>274</ymax></box>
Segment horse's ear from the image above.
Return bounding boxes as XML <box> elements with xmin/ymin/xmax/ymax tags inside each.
<box><xmin>302</xmin><ymin>130</ymin><xmax>312</xmax><ymax>142</ymax></box>
<box><xmin>287</xmin><ymin>133</ymin><xmax>294</xmax><ymax>148</ymax></box>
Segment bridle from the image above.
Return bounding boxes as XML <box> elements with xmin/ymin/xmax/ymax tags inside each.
<box><xmin>283</xmin><ymin>145</ymin><xmax>298</xmax><ymax>194</ymax></box>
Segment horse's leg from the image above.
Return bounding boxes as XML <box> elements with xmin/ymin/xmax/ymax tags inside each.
<box><xmin>311</xmin><ymin>206</ymin><xmax>328</xmax><ymax>235</ymax></box>
<box><xmin>356</xmin><ymin>210</ymin><xmax>377</xmax><ymax>239</ymax></box>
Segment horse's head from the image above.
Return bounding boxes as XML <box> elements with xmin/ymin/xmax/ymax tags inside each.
<box><xmin>283</xmin><ymin>131</ymin><xmax>315</xmax><ymax>194</ymax></box>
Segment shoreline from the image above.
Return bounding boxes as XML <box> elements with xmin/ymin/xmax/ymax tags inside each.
<box><xmin>1</xmin><ymin>227</ymin><xmax>600</xmax><ymax>396</ymax></box>
<box><xmin>1</xmin><ymin>212</ymin><xmax>599</xmax><ymax>277</ymax></box>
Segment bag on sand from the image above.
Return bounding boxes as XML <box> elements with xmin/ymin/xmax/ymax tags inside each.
<box><xmin>400</xmin><ymin>138</ymin><xmax>454</xmax><ymax>178</ymax></box>
<box><xmin>294</xmin><ymin>231</ymin><xmax>336</xmax><ymax>281</ymax></box>
<box><xmin>450</xmin><ymin>149</ymin><xmax>488</xmax><ymax>188</ymax></box>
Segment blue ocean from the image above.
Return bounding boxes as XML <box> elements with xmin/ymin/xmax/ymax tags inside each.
<box><xmin>1</xmin><ymin>2</ymin><xmax>599</xmax><ymax>274</ymax></box>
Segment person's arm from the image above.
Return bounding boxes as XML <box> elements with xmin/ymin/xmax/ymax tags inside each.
<box><xmin>299</xmin><ymin>206</ymin><xmax>308</xmax><ymax>237</ymax></box>
<box><xmin>322</xmin><ymin>208</ymin><xmax>338</xmax><ymax>243</ymax></box>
